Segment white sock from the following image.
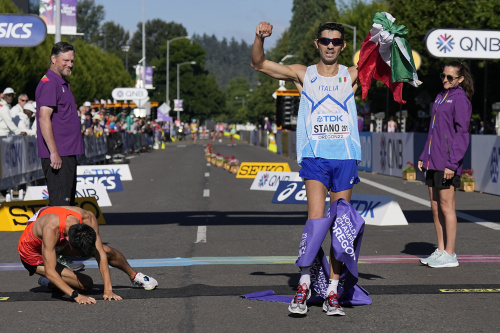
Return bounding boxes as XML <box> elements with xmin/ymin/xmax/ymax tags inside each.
<box><xmin>326</xmin><ymin>279</ymin><xmax>339</xmax><ymax>295</ymax></box>
<box><xmin>299</xmin><ymin>266</ymin><xmax>311</xmax><ymax>288</ymax></box>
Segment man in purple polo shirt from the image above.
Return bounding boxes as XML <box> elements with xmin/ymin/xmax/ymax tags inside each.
<box><xmin>36</xmin><ymin>42</ymin><xmax>83</xmax><ymax>207</ymax></box>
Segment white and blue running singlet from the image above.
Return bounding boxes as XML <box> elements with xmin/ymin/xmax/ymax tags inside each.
<box><xmin>296</xmin><ymin>64</ymin><xmax>361</xmax><ymax>164</ymax></box>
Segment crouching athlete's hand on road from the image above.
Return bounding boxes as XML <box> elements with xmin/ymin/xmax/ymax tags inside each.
<box><xmin>75</xmin><ymin>294</ymin><xmax>96</xmax><ymax>305</ymax></box>
<box><xmin>103</xmin><ymin>292</ymin><xmax>123</xmax><ymax>301</ymax></box>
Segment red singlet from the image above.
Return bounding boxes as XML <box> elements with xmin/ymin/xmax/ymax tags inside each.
<box><xmin>18</xmin><ymin>207</ymin><xmax>83</xmax><ymax>265</ymax></box>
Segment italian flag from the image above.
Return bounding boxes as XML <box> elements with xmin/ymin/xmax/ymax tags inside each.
<box><xmin>358</xmin><ymin>12</ymin><xmax>421</xmax><ymax>104</ymax></box>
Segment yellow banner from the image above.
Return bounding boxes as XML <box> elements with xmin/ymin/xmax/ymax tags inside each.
<box><xmin>440</xmin><ymin>289</ymin><xmax>500</xmax><ymax>293</ymax></box>
<box><xmin>0</xmin><ymin>197</ymin><xmax>105</xmax><ymax>232</ymax></box>
<box><xmin>236</xmin><ymin>162</ymin><xmax>291</xmax><ymax>179</ymax></box>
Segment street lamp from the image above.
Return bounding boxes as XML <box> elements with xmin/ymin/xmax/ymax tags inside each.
<box><xmin>278</xmin><ymin>54</ymin><xmax>296</xmax><ymax>89</ymax></box>
<box><xmin>121</xmin><ymin>45</ymin><xmax>130</xmax><ymax>72</ymax></box>
<box><xmin>166</xmin><ymin>36</ymin><xmax>190</xmax><ymax>114</ymax></box>
<box><xmin>338</xmin><ymin>23</ymin><xmax>357</xmax><ymax>53</ymax></box>
<box><xmin>176</xmin><ymin>61</ymin><xmax>196</xmax><ymax>121</ymax></box>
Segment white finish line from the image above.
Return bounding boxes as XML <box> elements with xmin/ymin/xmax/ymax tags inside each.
<box><xmin>195</xmin><ymin>226</ymin><xmax>207</xmax><ymax>243</ymax></box>
<box><xmin>360</xmin><ymin>177</ymin><xmax>500</xmax><ymax>230</ymax></box>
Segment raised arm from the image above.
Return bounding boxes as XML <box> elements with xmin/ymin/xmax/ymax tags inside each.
<box><xmin>251</xmin><ymin>22</ymin><xmax>306</xmax><ymax>88</ymax></box>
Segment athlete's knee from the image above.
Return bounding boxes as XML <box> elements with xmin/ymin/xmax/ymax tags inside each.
<box><xmin>78</xmin><ymin>274</ymin><xmax>94</xmax><ymax>291</ymax></box>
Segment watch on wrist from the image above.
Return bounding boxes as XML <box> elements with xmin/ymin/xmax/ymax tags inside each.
<box><xmin>70</xmin><ymin>290</ymin><xmax>79</xmax><ymax>299</ymax></box>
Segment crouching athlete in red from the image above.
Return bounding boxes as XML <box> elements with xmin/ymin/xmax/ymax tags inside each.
<box><xmin>18</xmin><ymin>206</ymin><xmax>158</xmax><ymax>304</ymax></box>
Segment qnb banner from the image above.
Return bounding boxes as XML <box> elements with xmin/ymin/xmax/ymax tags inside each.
<box><xmin>40</xmin><ymin>0</ymin><xmax>77</xmax><ymax>35</ymax></box>
<box><xmin>471</xmin><ymin>135</ymin><xmax>500</xmax><ymax>195</ymax></box>
<box><xmin>0</xmin><ymin>14</ymin><xmax>47</xmax><ymax>47</ymax></box>
<box><xmin>371</xmin><ymin>133</ymin><xmax>414</xmax><ymax>177</ymax></box>
<box><xmin>426</xmin><ymin>29</ymin><xmax>500</xmax><ymax>59</ymax></box>
<box><xmin>250</xmin><ymin>171</ymin><xmax>301</xmax><ymax>191</ymax></box>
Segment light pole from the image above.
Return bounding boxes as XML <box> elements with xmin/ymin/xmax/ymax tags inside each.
<box><xmin>338</xmin><ymin>23</ymin><xmax>357</xmax><ymax>53</ymax></box>
<box><xmin>278</xmin><ymin>55</ymin><xmax>296</xmax><ymax>89</ymax></box>
<box><xmin>121</xmin><ymin>45</ymin><xmax>130</xmax><ymax>72</ymax></box>
<box><xmin>167</xmin><ymin>36</ymin><xmax>190</xmax><ymax>114</ymax></box>
<box><xmin>176</xmin><ymin>61</ymin><xmax>196</xmax><ymax>121</ymax></box>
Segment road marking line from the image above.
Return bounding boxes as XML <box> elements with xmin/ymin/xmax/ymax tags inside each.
<box><xmin>1</xmin><ymin>254</ymin><xmax>499</xmax><ymax>270</ymax></box>
<box><xmin>205</xmin><ymin>172</ymin><xmax>210</xmax><ymax>177</ymax></box>
<box><xmin>203</xmin><ymin>189</ymin><xmax>210</xmax><ymax>197</ymax></box>
<box><xmin>195</xmin><ymin>226</ymin><xmax>207</xmax><ymax>243</ymax></box>
<box><xmin>440</xmin><ymin>289</ymin><xmax>500</xmax><ymax>293</ymax></box>
<box><xmin>206</xmin><ymin>163</ymin><xmax>211</xmax><ymax>167</ymax></box>
<box><xmin>360</xmin><ymin>177</ymin><xmax>500</xmax><ymax>230</ymax></box>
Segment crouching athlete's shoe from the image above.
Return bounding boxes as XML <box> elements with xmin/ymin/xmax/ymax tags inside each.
<box><xmin>288</xmin><ymin>283</ymin><xmax>311</xmax><ymax>314</ymax></box>
<box><xmin>131</xmin><ymin>272</ymin><xmax>158</xmax><ymax>290</ymax></box>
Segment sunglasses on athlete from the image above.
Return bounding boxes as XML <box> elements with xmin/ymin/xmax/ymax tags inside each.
<box><xmin>440</xmin><ymin>73</ymin><xmax>461</xmax><ymax>82</ymax></box>
<box><xmin>317</xmin><ymin>37</ymin><xmax>344</xmax><ymax>47</ymax></box>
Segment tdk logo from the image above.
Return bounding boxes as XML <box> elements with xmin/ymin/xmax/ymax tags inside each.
<box><xmin>491</xmin><ymin>147</ymin><xmax>499</xmax><ymax>183</ymax></box>
<box><xmin>0</xmin><ymin>23</ymin><xmax>33</xmax><ymax>38</ymax></box>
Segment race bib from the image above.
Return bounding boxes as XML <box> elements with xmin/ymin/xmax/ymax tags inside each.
<box><xmin>312</xmin><ymin>113</ymin><xmax>350</xmax><ymax>140</ymax></box>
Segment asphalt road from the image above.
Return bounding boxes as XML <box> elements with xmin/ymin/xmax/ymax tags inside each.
<box><xmin>1</xmin><ymin>138</ymin><xmax>499</xmax><ymax>333</ymax></box>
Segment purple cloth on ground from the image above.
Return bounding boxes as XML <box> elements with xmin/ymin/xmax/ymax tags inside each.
<box><xmin>297</xmin><ymin>198</ymin><xmax>371</xmax><ymax>305</ymax></box>
<box><xmin>240</xmin><ymin>199</ymin><xmax>371</xmax><ymax>306</ymax></box>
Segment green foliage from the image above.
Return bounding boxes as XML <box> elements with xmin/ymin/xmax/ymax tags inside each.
<box><xmin>194</xmin><ymin>34</ymin><xmax>257</xmax><ymax>90</ymax></box>
<box><xmin>289</xmin><ymin>0</ymin><xmax>339</xmax><ymax>55</ymax></box>
<box><xmin>129</xmin><ymin>19</ymin><xmax>187</xmax><ymax>74</ymax></box>
<box><xmin>387</xmin><ymin>0</ymin><xmax>500</xmax><ymax>122</ymax></box>
<box><xmin>76</xmin><ymin>0</ymin><xmax>105</xmax><ymax>44</ymax></box>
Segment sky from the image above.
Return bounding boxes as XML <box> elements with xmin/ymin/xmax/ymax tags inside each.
<box><xmin>93</xmin><ymin>0</ymin><xmax>294</xmax><ymax>49</ymax></box>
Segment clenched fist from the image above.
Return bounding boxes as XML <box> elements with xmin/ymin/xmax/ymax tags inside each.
<box><xmin>256</xmin><ymin>22</ymin><xmax>273</xmax><ymax>39</ymax></box>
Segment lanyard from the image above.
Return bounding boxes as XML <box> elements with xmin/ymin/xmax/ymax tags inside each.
<box><xmin>426</xmin><ymin>90</ymin><xmax>450</xmax><ymax>170</ymax></box>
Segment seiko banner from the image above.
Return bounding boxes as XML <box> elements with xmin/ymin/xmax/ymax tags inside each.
<box><xmin>426</xmin><ymin>29</ymin><xmax>500</xmax><ymax>59</ymax></box>
<box><xmin>471</xmin><ymin>135</ymin><xmax>500</xmax><ymax>195</ymax></box>
<box><xmin>0</xmin><ymin>14</ymin><xmax>47</xmax><ymax>47</ymax></box>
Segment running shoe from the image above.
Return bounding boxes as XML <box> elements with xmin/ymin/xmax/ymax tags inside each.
<box><xmin>323</xmin><ymin>291</ymin><xmax>345</xmax><ymax>316</ymax></box>
<box><xmin>38</xmin><ymin>276</ymin><xmax>50</xmax><ymax>288</ymax></box>
<box><xmin>420</xmin><ymin>249</ymin><xmax>444</xmax><ymax>265</ymax></box>
<box><xmin>131</xmin><ymin>272</ymin><xmax>158</xmax><ymax>290</ymax></box>
<box><xmin>288</xmin><ymin>283</ymin><xmax>311</xmax><ymax>314</ymax></box>
<box><xmin>57</xmin><ymin>255</ymin><xmax>85</xmax><ymax>271</ymax></box>
<box><xmin>427</xmin><ymin>252</ymin><xmax>459</xmax><ymax>268</ymax></box>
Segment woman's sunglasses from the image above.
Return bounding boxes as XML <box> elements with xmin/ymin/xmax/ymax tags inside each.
<box><xmin>440</xmin><ymin>73</ymin><xmax>461</xmax><ymax>82</ymax></box>
<box><xmin>317</xmin><ymin>37</ymin><xmax>343</xmax><ymax>47</ymax></box>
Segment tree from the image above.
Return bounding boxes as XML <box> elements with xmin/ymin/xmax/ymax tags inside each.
<box><xmin>387</xmin><ymin>0</ymin><xmax>500</xmax><ymax>122</ymax></box>
<box><xmin>76</xmin><ymin>0</ymin><xmax>105</xmax><ymax>44</ymax></box>
<box><xmin>128</xmin><ymin>19</ymin><xmax>187</xmax><ymax>76</ymax></box>
<box><xmin>289</xmin><ymin>0</ymin><xmax>339</xmax><ymax>55</ymax></box>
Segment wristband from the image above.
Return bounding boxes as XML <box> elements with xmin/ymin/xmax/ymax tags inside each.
<box><xmin>70</xmin><ymin>290</ymin><xmax>79</xmax><ymax>299</ymax></box>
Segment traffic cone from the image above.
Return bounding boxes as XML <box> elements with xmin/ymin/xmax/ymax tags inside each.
<box><xmin>161</xmin><ymin>142</ymin><xmax>165</xmax><ymax>149</ymax></box>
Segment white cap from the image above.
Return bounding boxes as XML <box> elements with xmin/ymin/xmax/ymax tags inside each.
<box><xmin>24</xmin><ymin>103</ymin><xmax>36</xmax><ymax>113</ymax></box>
<box><xmin>84</xmin><ymin>101</ymin><xmax>91</xmax><ymax>107</ymax></box>
<box><xmin>3</xmin><ymin>87</ymin><xmax>15</xmax><ymax>95</ymax></box>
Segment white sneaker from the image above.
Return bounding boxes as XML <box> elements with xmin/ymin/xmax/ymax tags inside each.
<box><xmin>427</xmin><ymin>252</ymin><xmax>459</xmax><ymax>268</ymax></box>
<box><xmin>420</xmin><ymin>249</ymin><xmax>444</xmax><ymax>265</ymax></box>
<box><xmin>131</xmin><ymin>272</ymin><xmax>158</xmax><ymax>290</ymax></box>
